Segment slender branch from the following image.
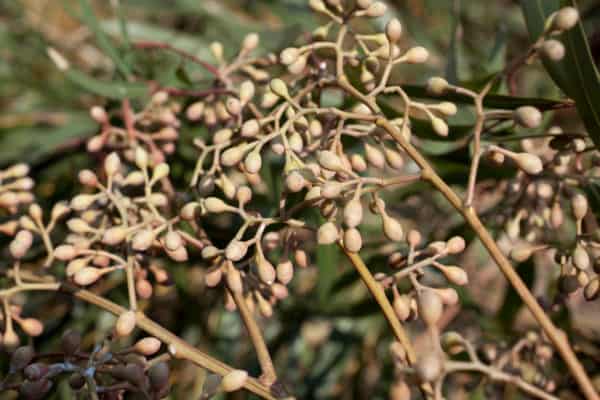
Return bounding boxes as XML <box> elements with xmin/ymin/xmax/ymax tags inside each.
<box><xmin>230</xmin><ymin>289</ymin><xmax>277</xmax><ymax>385</ymax></box>
<box><xmin>375</xmin><ymin>117</ymin><xmax>599</xmax><ymax>400</ymax></box>
<box><xmin>1</xmin><ymin>283</ymin><xmax>277</xmax><ymax>400</ymax></box>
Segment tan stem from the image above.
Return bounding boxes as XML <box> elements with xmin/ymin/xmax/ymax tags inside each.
<box><xmin>2</xmin><ymin>283</ymin><xmax>277</xmax><ymax>399</ymax></box>
<box><xmin>230</xmin><ymin>289</ymin><xmax>277</xmax><ymax>385</ymax></box>
<box><xmin>376</xmin><ymin>117</ymin><xmax>599</xmax><ymax>400</ymax></box>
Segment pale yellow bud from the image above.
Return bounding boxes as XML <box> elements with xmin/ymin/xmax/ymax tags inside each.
<box><xmin>365</xmin><ymin>2</ymin><xmax>387</xmax><ymax>17</ymax></box>
<box><xmin>364</xmin><ymin>143</ymin><xmax>385</xmax><ymax>169</ymax></box>
<box><xmin>386</xmin><ymin>18</ymin><xmax>402</xmax><ymax>43</ymax></box>
<box><xmin>221</xmin><ymin>369</ymin><xmax>248</xmax><ymax>392</ymax></box>
<box><xmin>418</xmin><ymin>289</ymin><xmax>443</xmax><ymax>326</ymax></box>
<box><xmin>318</xmin><ymin>222</ymin><xmax>339</xmax><ymax>245</ymax></box>
<box><xmin>132</xmin><ymin>229</ymin><xmax>155</xmax><ymax>251</ymax></box>
<box><xmin>281</xmin><ymin>47</ymin><xmax>300</xmax><ymax>65</ymax></box>
<box><xmin>552</xmin><ymin>7</ymin><xmax>579</xmax><ymax>31</ymax></box>
<box><xmin>426</xmin><ymin>77</ymin><xmax>449</xmax><ymax>95</ymax></box>
<box><xmin>318</xmin><ymin>150</ymin><xmax>344</xmax><ymax>171</ymax></box>
<box><xmin>239</xmin><ymin>80</ymin><xmax>255</xmax><ymax>104</ymax></box>
<box><xmin>343</xmin><ymin>228</ymin><xmax>363</xmax><ymax>252</ymax></box>
<box><xmin>270</xmin><ymin>78</ymin><xmax>289</xmax><ymax>98</ymax></box>
<box><xmin>54</xmin><ymin>245</ymin><xmax>77</xmax><ymax>261</ymax></box>
<box><xmin>225</xmin><ymin>241</ymin><xmax>248</xmax><ymax>262</ymax></box>
<box><xmin>512</xmin><ymin>152</ymin><xmax>543</xmax><ymax>175</ymax></box>
<box><xmin>405</xmin><ymin>46</ymin><xmax>429</xmax><ymax>63</ymax></box>
<box><xmin>115</xmin><ymin>311</ymin><xmax>136</xmax><ymax>338</ymax></box>
<box><xmin>513</xmin><ymin>106</ymin><xmax>542</xmax><ymax>129</ymax></box>
<box><xmin>102</xmin><ymin>226</ymin><xmax>126</xmax><ymax>245</ymax></box>
<box><xmin>204</xmin><ymin>197</ymin><xmax>234</xmax><ymax>213</ymax></box>
<box><xmin>244</xmin><ymin>151</ymin><xmax>262</xmax><ymax>174</ymax></box>
<box><xmin>572</xmin><ymin>193</ymin><xmax>588</xmax><ymax>220</ymax></box>
<box><xmin>242</xmin><ymin>33</ymin><xmax>259</xmax><ymax>52</ymax></box>
<box><xmin>382</xmin><ymin>214</ymin><xmax>404</xmax><ymax>241</ymax></box>
<box><xmin>104</xmin><ymin>153</ymin><xmax>121</xmax><ymax>177</ymax></box>
<box><xmin>134</xmin><ymin>337</ymin><xmax>161</xmax><ymax>356</ymax></box>
<box><xmin>135</xmin><ymin>147</ymin><xmax>149</xmax><ymax>169</ymax></box>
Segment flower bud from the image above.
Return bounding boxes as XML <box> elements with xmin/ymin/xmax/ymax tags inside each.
<box><xmin>418</xmin><ymin>289</ymin><xmax>443</xmax><ymax>326</ymax></box>
<box><xmin>309</xmin><ymin>0</ymin><xmax>327</xmax><ymax>12</ymax></box>
<box><xmin>281</xmin><ymin>47</ymin><xmax>300</xmax><ymax>65</ymax></box>
<box><xmin>441</xmin><ymin>265</ymin><xmax>469</xmax><ymax>285</ymax></box>
<box><xmin>552</xmin><ymin>7</ymin><xmax>579</xmax><ymax>31</ymax></box>
<box><xmin>512</xmin><ymin>152</ymin><xmax>543</xmax><ymax>175</ymax></box>
<box><xmin>205</xmin><ymin>267</ymin><xmax>223</xmax><ymax>287</ymax></box>
<box><xmin>204</xmin><ymin>197</ymin><xmax>234</xmax><ymax>213</ymax></box>
<box><xmin>318</xmin><ymin>150</ymin><xmax>344</xmax><ymax>171</ymax></box>
<box><xmin>221</xmin><ymin>369</ymin><xmax>248</xmax><ymax>392</ymax></box>
<box><xmin>240</xmin><ymin>80</ymin><xmax>255</xmax><ymax>104</ymax></box>
<box><xmin>221</xmin><ymin>145</ymin><xmax>248</xmax><ymax>167</ymax></box>
<box><xmin>365</xmin><ymin>2</ymin><xmax>387</xmax><ymax>17</ymax></box>
<box><xmin>382</xmin><ymin>214</ymin><xmax>404</xmax><ymax>241</ymax></box>
<box><xmin>386</xmin><ymin>18</ymin><xmax>402</xmax><ymax>43</ymax></box>
<box><xmin>104</xmin><ymin>152</ymin><xmax>121</xmax><ymax>177</ymax></box>
<box><xmin>344</xmin><ymin>199</ymin><xmax>363</xmax><ymax>228</ymax></box>
<box><xmin>269</xmin><ymin>78</ymin><xmax>289</xmax><ymax>98</ymax></box>
<box><xmin>73</xmin><ymin>267</ymin><xmax>103</xmax><ymax>286</ymax></box>
<box><xmin>151</xmin><ymin>163</ymin><xmax>170</xmax><ymax>182</ymax></box>
<box><xmin>573</xmin><ymin>244</ymin><xmax>590</xmax><ymax>270</ymax></box>
<box><xmin>20</xmin><ymin>318</ymin><xmax>44</xmax><ymax>337</ymax></box>
<box><xmin>78</xmin><ymin>169</ymin><xmax>98</xmax><ymax>186</ymax></box>
<box><xmin>241</xmin><ymin>119</ymin><xmax>260</xmax><ymax>138</ymax></box>
<box><xmin>256</xmin><ymin>252</ymin><xmax>276</xmax><ymax>284</ymax></box>
<box><xmin>210</xmin><ymin>42</ymin><xmax>223</xmax><ymax>60</ymax></box>
<box><xmin>285</xmin><ymin>171</ymin><xmax>306</xmax><ymax>192</ymax></box>
<box><xmin>135</xmin><ymin>147</ymin><xmax>149</xmax><ymax>170</ymax></box>
<box><xmin>244</xmin><ymin>151</ymin><xmax>262</xmax><ymax>174</ymax></box>
<box><xmin>115</xmin><ymin>311</ymin><xmax>136</xmax><ymax>337</ymax></box>
<box><xmin>225</xmin><ymin>241</ymin><xmax>248</xmax><ymax>261</ymax></box>
<box><xmin>242</xmin><ymin>33</ymin><xmax>259</xmax><ymax>52</ymax></box>
<box><xmin>132</xmin><ymin>229</ymin><xmax>155</xmax><ymax>251</ymax></box>
<box><xmin>102</xmin><ymin>226</ymin><xmax>127</xmax><ymax>245</ymax></box>
<box><xmin>54</xmin><ymin>245</ymin><xmax>77</xmax><ymax>261</ymax></box>
<box><xmin>584</xmin><ymin>278</ymin><xmax>600</xmax><ymax>301</ymax></box>
<box><xmin>393</xmin><ymin>293</ymin><xmax>411</xmax><ymax>321</ymax></box>
<box><xmin>164</xmin><ymin>231</ymin><xmax>183</xmax><ymax>252</ymax></box>
<box><xmin>343</xmin><ymin>228</ymin><xmax>363</xmax><ymax>253</ymax></box>
<box><xmin>510</xmin><ymin>245</ymin><xmax>532</xmax><ymax>262</ymax></box>
<box><xmin>513</xmin><ymin>106</ymin><xmax>542</xmax><ymax>129</ymax></box>
<box><xmin>136</xmin><ymin>279</ymin><xmax>153</xmax><ymax>299</ymax></box>
<box><xmin>186</xmin><ymin>101</ymin><xmax>205</xmax><ymax>121</ymax></box>
<box><xmin>364</xmin><ymin>143</ymin><xmax>385</xmax><ymax>169</ymax></box>
<box><xmin>427</xmin><ymin>77</ymin><xmax>449</xmax><ymax>95</ymax></box>
<box><xmin>405</xmin><ymin>46</ymin><xmax>429</xmax><ymax>63</ymax></box>
<box><xmin>446</xmin><ymin>236</ymin><xmax>465</xmax><ymax>254</ymax></box>
<box><xmin>415</xmin><ymin>352</ymin><xmax>443</xmax><ymax>382</ymax></box>
<box><xmin>134</xmin><ymin>337</ymin><xmax>161</xmax><ymax>356</ymax></box>
<box><xmin>318</xmin><ymin>222</ymin><xmax>339</xmax><ymax>245</ymax></box>
<box><xmin>541</xmin><ymin>39</ymin><xmax>565</xmax><ymax>61</ymax></box>
<box><xmin>572</xmin><ymin>193</ymin><xmax>588</xmax><ymax>220</ymax></box>
<box><xmin>166</xmin><ymin>245</ymin><xmax>188</xmax><ymax>262</ymax></box>
<box><xmin>431</xmin><ymin>117</ymin><xmax>449</xmax><ymax>137</ymax></box>
<box><xmin>226</xmin><ymin>98</ymin><xmax>242</xmax><ymax>116</ymax></box>
<box><xmin>277</xmin><ymin>259</ymin><xmax>294</xmax><ymax>285</ymax></box>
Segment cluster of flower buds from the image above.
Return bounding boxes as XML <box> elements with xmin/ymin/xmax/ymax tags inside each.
<box><xmin>0</xmin><ymin>330</ymin><xmax>172</xmax><ymax>399</ymax></box>
<box><xmin>0</xmin><ymin>164</ymin><xmax>35</xmax><ymax>228</ymax></box>
<box><xmin>537</xmin><ymin>7</ymin><xmax>579</xmax><ymax>62</ymax></box>
<box><xmin>88</xmin><ymin>92</ymin><xmax>180</xmax><ymax>165</ymax></box>
<box><xmin>56</xmin><ymin>150</ymin><xmax>185</xmax><ymax>300</ymax></box>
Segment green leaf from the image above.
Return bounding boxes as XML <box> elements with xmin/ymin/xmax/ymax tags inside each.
<box><xmin>78</xmin><ymin>0</ymin><xmax>133</xmax><ymax>79</ymax></box>
<box><xmin>520</xmin><ymin>0</ymin><xmax>600</xmax><ymax>148</ymax></box>
<box><xmin>63</xmin><ymin>69</ymin><xmax>149</xmax><ymax>99</ymax></box>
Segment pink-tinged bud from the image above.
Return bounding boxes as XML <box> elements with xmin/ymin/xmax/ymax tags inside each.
<box><xmin>102</xmin><ymin>226</ymin><xmax>127</xmax><ymax>245</ymax></box>
<box><xmin>132</xmin><ymin>229</ymin><xmax>155</xmax><ymax>251</ymax></box>
<box><xmin>221</xmin><ymin>369</ymin><xmax>248</xmax><ymax>392</ymax></box>
<box><xmin>90</xmin><ymin>106</ymin><xmax>108</xmax><ymax>123</ymax></box>
<box><xmin>166</xmin><ymin>246</ymin><xmax>188</xmax><ymax>262</ymax></box>
<box><xmin>164</xmin><ymin>231</ymin><xmax>183</xmax><ymax>252</ymax></box>
<box><xmin>225</xmin><ymin>241</ymin><xmax>248</xmax><ymax>261</ymax></box>
<box><xmin>87</xmin><ymin>135</ymin><xmax>104</xmax><ymax>152</ymax></box>
<box><xmin>205</xmin><ymin>267</ymin><xmax>223</xmax><ymax>287</ymax></box>
<box><xmin>343</xmin><ymin>228</ymin><xmax>363</xmax><ymax>253</ymax></box>
<box><xmin>134</xmin><ymin>337</ymin><xmax>161</xmax><ymax>356</ymax></box>
<box><xmin>285</xmin><ymin>171</ymin><xmax>306</xmax><ymax>192</ymax></box>
<box><xmin>186</xmin><ymin>101</ymin><xmax>205</xmax><ymax>121</ymax></box>
<box><xmin>104</xmin><ymin>153</ymin><xmax>121</xmax><ymax>177</ymax></box>
<box><xmin>73</xmin><ymin>267</ymin><xmax>103</xmax><ymax>286</ymax></box>
<box><xmin>54</xmin><ymin>245</ymin><xmax>77</xmax><ymax>261</ymax></box>
<box><xmin>276</xmin><ymin>259</ymin><xmax>294</xmax><ymax>285</ymax></box>
<box><xmin>572</xmin><ymin>193</ymin><xmax>588</xmax><ymax>220</ymax></box>
<box><xmin>19</xmin><ymin>318</ymin><xmax>44</xmax><ymax>337</ymax></box>
<box><xmin>78</xmin><ymin>169</ymin><xmax>98</xmax><ymax>186</ymax></box>
<box><xmin>136</xmin><ymin>279</ymin><xmax>153</xmax><ymax>299</ymax></box>
<box><xmin>115</xmin><ymin>311</ymin><xmax>136</xmax><ymax>337</ymax></box>
<box><xmin>446</xmin><ymin>236</ymin><xmax>465</xmax><ymax>254</ymax></box>
<box><xmin>386</xmin><ymin>18</ymin><xmax>403</xmax><ymax>43</ymax></box>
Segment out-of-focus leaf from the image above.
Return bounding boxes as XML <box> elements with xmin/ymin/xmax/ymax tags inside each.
<box><xmin>63</xmin><ymin>69</ymin><xmax>149</xmax><ymax>99</ymax></box>
<box><xmin>78</xmin><ymin>0</ymin><xmax>133</xmax><ymax>79</ymax></box>
<box><xmin>316</xmin><ymin>243</ymin><xmax>340</xmax><ymax>304</ymax></box>
<box><xmin>0</xmin><ymin>112</ymin><xmax>95</xmax><ymax>165</ymax></box>
<box><xmin>521</xmin><ymin>0</ymin><xmax>600</xmax><ymax>148</ymax></box>
<box><xmin>446</xmin><ymin>0</ymin><xmax>462</xmax><ymax>84</ymax></box>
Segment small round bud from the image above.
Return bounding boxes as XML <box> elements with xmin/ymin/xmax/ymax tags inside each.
<box><xmin>244</xmin><ymin>151</ymin><xmax>262</xmax><ymax>174</ymax></box>
<box><xmin>134</xmin><ymin>337</ymin><xmax>161</xmax><ymax>356</ymax></box>
<box><xmin>239</xmin><ymin>81</ymin><xmax>255</xmax><ymax>104</ymax></box>
<box><xmin>241</xmin><ymin>119</ymin><xmax>260</xmax><ymax>137</ymax></box>
<box><xmin>365</xmin><ymin>2</ymin><xmax>387</xmax><ymax>17</ymax></box>
<box><xmin>285</xmin><ymin>171</ymin><xmax>306</xmax><ymax>192</ymax></box>
<box><xmin>151</xmin><ymin>163</ymin><xmax>170</xmax><ymax>182</ymax></box>
<box><xmin>513</xmin><ymin>106</ymin><xmax>542</xmax><ymax>129</ymax></box>
<box><xmin>386</xmin><ymin>18</ymin><xmax>402</xmax><ymax>43</ymax></box>
<box><xmin>102</xmin><ymin>226</ymin><xmax>127</xmax><ymax>245</ymax></box>
<box><xmin>318</xmin><ymin>150</ymin><xmax>344</xmax><ymax>171</ymax></box>
<box><xmin>382</xmin><ymin>214</ymin><xmax>404</xmax><ymax>242</ymax></box>
<box><xmin>269</xmin><ymin>78</ymin><xmax>289</xmax><ymax>98</ymax></box>
<box><xmin>541</xmin><ymin>39</ymin><xmax>565</xmax><ymax>61</ymax></box>
<box><xmin>73</xmin><ymin>267</ymin><xmax>103</xmax><ymax>286</ymax></box>
<box><xmin>281</xmin><ymin>47</ymin><xmax>300</xmax><ymax>65</ymax></box>
<box><xmin>210</xmin><ymin>42</ymin><xmax>223</xmax><ymax>60</ymax></box>
<box><xmin>186</xmin><ymin>101</ymin><xmax>205</xmax><ymax>121</ymax></box>
<box><xmin>204</xmin><ymin>197</ymin><xmax>233</xmax><ymax>213</ymax></box>
<box><xmin>221</xmin><ymin>369</ymin><xmax>248</xmax><ymax>392</ymax></box>
<box><xmin>135</xmin><ymin>147</ymin><xmax>149</xmax><ymax>169</ymax></box>
<box><xmin>427</xmin><ymin>77</ymin><xmax>449</xmax><ymax>95</ymax></box>
<box><xmin>78</xmin><ymin>169</ymin><xmax>98</xmax><ymax>186</ymax></box>
<box><xmin>415</xmin><ymin>352</ymin><xmax>443</xmax><ymax>382</ymax></box>
<box><xmin>54</xmin><ymin>245</ymin><xmax>77</xmax><ymax>261</ymax></box>
<box><xmin>573</xmin><ymin>244</ymin><xmax>590</xmax><ymax>270</ymax></box>
<box><xmin>446</xmin><ymin>236</ymin><xmax>465</xmax><ymax>254</ymax></box>
<box><xmin>104</xmin><ymin>152</ymin><xmax>121</xmax><ymax>177</ymax></box>
<box><xmin>343</xmin><ymin>199</ymin><xmax>363</xmax><ymax>228</ymax></box>
<box><xmin>572</xmin><ymin>193</ymin><xmax>588</xmax><ymax>220</ymax></box>
<box><xmin>418</xmin><ymin>289</ymin><xmax>443</xmax><ymax>326</ymax></box>
<box><xmin>242</xmin><ymin>33</ymin><xmax>259</xmax><ymax>52</ymax></box>
<box><xmin>277</xmin><ymin>259</ymin><xmax>294</xmax><ymax>285</ymax></box>
<box><xmin>404</xmin><ymin>46</ymin><xmax>429</xmax><ymax>63</ymax></box>
<box><xmin>318</xmin><ymin>222</ymin><xmax>339</xmax><ymax>245</ymax></box>
<box><xmin>513</xmin><ymin>153</ymin><xmax>543</xmax><ymax>175</ymax></box>
<box><xmin>115</xmin><ymin>311</ymin><xmax>136</xmax><ymax>338</ymax></box>
<box><xmin>343</xmin><ymin>228</ymin><xmax>363</xmax><ymax>253</ymax></box>
<box><xmin>132</xmin><ymin>229</ymin><xmax>155</xmax><ymax>251</ymax></box>
<box><xmin>225</xmin><ymin>241</ymin><xmax>248</xmax><ymax>262</ymax></box>
<box><xmin>431</xmin><ymin>117</ymin><xmax>449</xmax><ymax>137</ymax></box>
<box><xmin>226</xmin><ymin>98</ymin><xmax>242</xmax><ymax>116</ymax></box>
<box><xmin>552</xmin><ymin>7</ymin><xmax>579</xmax><ymax>31</ymax></box>
<box><xmin>221</xmin><ymin>145</ymin><xmax>248</xmax><ymax>167</ymax></box>
<box><xmin>20</xmin><ymin>318</ymin><xmax>44</xmax><ymax>337</ymax></box>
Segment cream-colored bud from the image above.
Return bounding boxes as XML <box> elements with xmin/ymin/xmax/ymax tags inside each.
<box><xmin>102</xmin><ymin>226</ymin><xmax>127</xmax><ymax>245</ymax></box>
<box><xmin>205</xmin><ymin>267</ymin><xmax>223</xmax><ymax>287</ymax></box>
<box><xmin>115</xmin><ymin>311</ymin><xmax>136</xmax><ymax>338</ymax></box>
<box><xmin>277</xmin><ymin>260</ymin><xmax>294</xmax><ymax>285</ymax></box>
<box><xmin>226</xmin><ymin>98</ymin><xmax>242</xmax><ymax>116</ymax></box>
<box><xmin>573</xmin><ymin>244</ymin><xmax>590</xmax><ymax>270</ymax></box>
<box><xmin>210</xmin><ymin>42</ymin><xmax>223</xmax><ymax>60</ymax></box>
<box><xmin>285</xmin><ymin>171</ymin><xmax>306</xmax><ymax>192</ymax></box>
<box><xmin>350</xmin><ymin>154</ymin><xmax>368</xmax><ymax>172</ymax></box>
<box><xmin>552</xmin><ymin>7</ymin><xmax>579</xmax><ymax>31</ymax></box>
<box><xmin>221</xmin><ymin>145</ymin><xmax>247</xmax><ymax>167</ymax></box>
<box><xmin>241</xmin><ymin>119</ymin><xmax>260</xmax><ymax>138</ymax></box>
<box><xmin>572</xmin><ymin>193</ymin><xmax>588</xmax><ymax>220</ymax></box>
<box><xmin>382</xmin><ymin>214</ymin><xmax>404</xmax><ymax>242</ymax></box>
<box><xmin>512</xmin><ymin>153</ymin><xmax>543</xmax><ymax>175</ymax></box>
<box><xmin>270</xmin><ymin>78</ymin><xmax>289</xmax><ymax>98</ymax></box>
<box><xmin>386</xmin><ymin>18</ymin><xmax>403</xmax><ymax>43</ymax></box>
<box><xmin>510</xmin><ymin>245</ymin><xmax>532</xmax><ymax>262</ymax></box>
<box><xmin>135</xmin><ymin>147</ymin><xmax>149</xmax><ymax>170</ymax></box>
<box><xmin>242</xmin><ymin>33</ymin><xmax>259</xmax><ymax>52</ymax></box>
<box><xmin>225</xmin><ymin>241</ymin><xmax>248</xmax><ymax>262</ymax></box>
<box><xmin>318</xmin><ymin>150</ymin><xmax>344</xmax><ymax>171</ymax></box>
<box><xmin>418</xmin><ymin>289</ymin><xmax>443</xmax><ymax>326</ymax></box>
<box><xmin>71</xmin><ymin>194</ymin><xmax>96</xmax><ymax>211</ymax></box>
<box><xmin>261</xmin><ymin>91</ymin><xmax>279</xmax><ymax>108</ymax></box>
<box><xmin>343</xmin><ymin>228</ymin><xmax>363</xmax><ymax>252</ymax></box>
<box><xmin>256</xmin><ymin>252</ymin><xmax>276</xmax><ymax>284</ymax></box>
<box><xmin>73</xmin><ymin>267</ymin><xmax>103</xmax><ymax>286</ymax></box>
<box><xmin>90</xmin><ymin>106</ymin><xmax>108</xmax><ymax>123</ymax></box>
<box><xmin>309</xmin><ymin>119</ymin><xmax>323</xmax><ymax>138</ymax></box>
<box><xmin>541</xmin><ymin>39</ymin><xmax>565</xmax><ymax>61</ymax></box>
<box><xmin>104</xmin><ymin>152</ymin><xmax>121</xmax><ymax>176</ymax></box>
<box><xmin>405</xmin><ymin>46</ymin><xmax>429</xmax><ymax>63</ymax></box>
<box><xmin>365</xmin><ymin>2</ymin><xmax>387</xmax><ymax>17</ymax></box>
<box><xmin>78</xmin><ymin>169</ymin><xmax>98</xmax><ymax>186</ymax></box>
<box><xmin>236</xmin><ymin>186</ymin><xmax>252</xmax><ymax>205</ymax></box>
<box><xmin>364</xmin><ymin>143</ymin><xmax>385</xmax><ymax>169</ymax></box>
<box><xmin>321</xmin><ymin>182</ymin><xmax>342</xmax><ymax>199</ymax></box>
<box><xmin>239</xmin><ymin>80</ymin><xmax>255</xmax><ymax>104</ymax></box>
<box><xmin>309</xmin><ymin>0</ymin><xmax>327</xmax><ymax>12</ymax></box>
<box><xmin>513</xmin><ymin>106</ymin><xmax>542</xmax><ymax>129</ymax></box>
<box><xmin>19</xmin><ymin>318</ymin><xmax>44</xmax><ymax>337</ymax></box>
<box><xmin>221</xmin><ymin>369</ymin><xmax>248</xmax><ymax>392</ymax></box>
<box><xmin>132</xmin><ymin>229</ymin><xmax>155</xmax><ymax>251</ymax></box>
<box><xmin>318</xmin><ymin>222</ymin><xmax>339</xmax><ymax>245</ymax></box>
<box><xmin>281</xmin><ymin>47</ymin><xmax>300</xmax><ymax>65</ymax></box>
<box><xmin>446</xmin><ymin>236</ymin><xmax>465</xmax><ymax>254</ymax></box>
<box><xmin>427</xmin><ymin>77</ymin><xmax>449</xmax><ymax>95</ymax></box>
<box><xmin>441</xmin><ymin>265</ymin><xmax>469</xmax><ymax>285</ymax></box>
<box><xmin>244</xmin><ymin>151</ymin><xmax>262</xmax><ymax>174</ymax></box>
<box><xmin>415</xmin><ymin>352</ymin><xmax>443</xmax><ymax>383</ymax></box>
<box><xmin>204</xmin><ymin>197</ymin><xmax>234</xmax><ymax>213</ymax></box>
<box><xmin>54</xmin><ymin>245</ymin><xmax>77</xmax><ymax>261</ymax></box>
<box><xmin>393</xmin><ymin>293</ymin><xmax>411</xmax><ymax>321</ymax></box>
<box><xmin>186</xmin><ymin>101</ymin><xmax>205</xmax><ymax>121</ymax></box>
<box><xmin>134</xmin><ymin>337</ymin><xmax>161</xmax><ymax>356</ymax></box>
<box><xmin>344</xmin><ymin>199</ymin><xmax>363</xmax><ymax>228</ymax></box>
<box><xmin>67</xmin><ymin>218</ymin><xmax>92</xmax><ymax>234</ymax></box>
<box><xmin>431</xmin><ymin>117</ymin><xmax>449</xmax><ymax>137</ymax></box>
